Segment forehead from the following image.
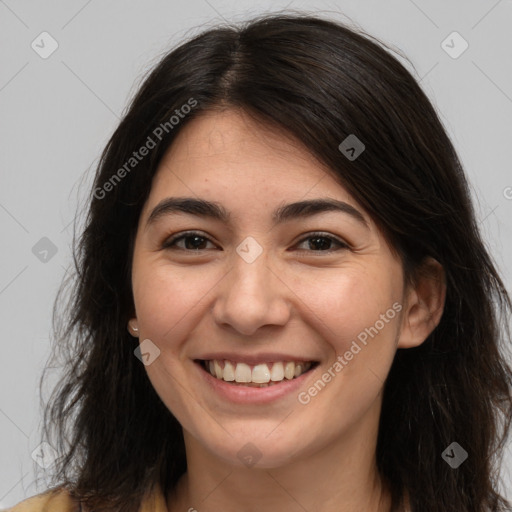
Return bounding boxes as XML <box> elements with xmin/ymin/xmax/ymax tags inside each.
<box><xmin>147</xmin><ymin>109</ymin><xmax>361</xmax><ymax>210</ymax></box>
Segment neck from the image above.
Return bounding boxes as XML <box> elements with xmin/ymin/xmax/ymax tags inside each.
<box><xmin>167</xmin><ymin>397</ymin><xmax>394</xmax><ymax>512</ymax></box>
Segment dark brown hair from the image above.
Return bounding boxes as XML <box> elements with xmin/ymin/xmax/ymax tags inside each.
<box><xmin>37</xmin><ymin>12</ymin><xmax>512</xmax><ymax>512</ymax></box>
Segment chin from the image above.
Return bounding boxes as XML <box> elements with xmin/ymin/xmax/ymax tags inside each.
<box><xmin>190</xmin><ymin>423</ymin><xmax>316</xmax><ymax>470</ymax></box>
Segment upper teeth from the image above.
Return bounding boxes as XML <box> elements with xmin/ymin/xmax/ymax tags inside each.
<box><xmin>205</xmin><ymin>360</ymin><xmax>313</xmax><ymax>383</ymax></box>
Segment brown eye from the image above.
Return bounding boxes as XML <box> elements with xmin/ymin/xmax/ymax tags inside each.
<box><xmin>295</xmin><ymin>233</ymin><xmax>349</xmax><ymax>254</ymax></box>
<box><xmin>162</xmin><ymin>231</ymin><xmax>216</xmax><ymax>251</ymax></box>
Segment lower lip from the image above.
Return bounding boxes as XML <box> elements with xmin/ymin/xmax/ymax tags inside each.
<box><xmin>195</xmin><ymin>361</ymin><xmax>317</xmax><ymax>405</ymax></box>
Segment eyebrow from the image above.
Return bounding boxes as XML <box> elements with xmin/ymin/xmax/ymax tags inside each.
<box><xmin>145</xmin><ymin>197</ymin><xmax>369</xmax><ymax>230</ymax></box>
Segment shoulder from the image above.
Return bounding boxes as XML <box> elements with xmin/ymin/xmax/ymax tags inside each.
<box><xmin>7</xmin><ymin>481</ymin><xmax>168</xmax><ymax>512</ymax></box>
<box><xmin>6</xmin><ymin>487</ymin><xmax>79</xmax><ymax>512</ymax></box>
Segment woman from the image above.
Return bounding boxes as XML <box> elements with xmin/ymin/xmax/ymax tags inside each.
<box><xmin>9</xmin><ymin>12</ymin><xmax>512</xmax><ymax>512</ymax></box>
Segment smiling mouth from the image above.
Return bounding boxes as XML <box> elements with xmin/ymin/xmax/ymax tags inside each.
<box><xmin>196</xmin><ymin>359</ymin><xmax>319</xmax><ymax>387</ymax></box>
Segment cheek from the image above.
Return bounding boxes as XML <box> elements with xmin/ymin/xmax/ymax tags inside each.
<box><xmin>131</xmin><ymin>262</ymin><xmax>220</xmax><ymax>423</ymax></box>
<box><xmin>132</xmin><ymin>262</ymin><xmax>219</xmax><ymax>346</ymax></box>
<box><xmin>295</xmin><ymin>271</ymin><xmax>401</xmax><ymax>426</ymax></box>
<box><xmin>293</xmin><ymin>265</ymin><xmax>400</xmax><ymax>349</ymax></box>
<box><xmin>327</xmin><ymin>275</ymin><xmax>403</xmax><ymax>397</ymax></box>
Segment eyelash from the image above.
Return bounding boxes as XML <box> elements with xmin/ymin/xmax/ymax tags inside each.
<box><xmin>161</xmin><ymin>231</ymin><xmax>349</xmax><ymax>255</ymax></box>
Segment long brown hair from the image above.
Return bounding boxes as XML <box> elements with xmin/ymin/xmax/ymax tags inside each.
<box><xmin>37</xmin><ymin>12</ymin><xmax>512</xmax><ymax>512</ymax></box>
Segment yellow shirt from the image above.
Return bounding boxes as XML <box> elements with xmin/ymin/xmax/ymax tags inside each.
<box><xmin>6</xmin><ymin>482</ymin><xmax>168</xmax><ymax>512</ymax></box>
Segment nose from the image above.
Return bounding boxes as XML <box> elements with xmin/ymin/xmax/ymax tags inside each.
<box><xmin>211</xmin><ymin>250</ymin><xmax>292</xmax><ymax>336</ymax></box>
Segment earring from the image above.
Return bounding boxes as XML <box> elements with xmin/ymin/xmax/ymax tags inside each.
<box><xmin>128</xmin><ymin>320</ymin><xmax>139</xmax><ymax>337</ymax></box>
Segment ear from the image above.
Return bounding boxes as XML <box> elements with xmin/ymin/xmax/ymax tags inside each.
<box><xmin>397</xmin><ymin>256</ymin><xmax>446</xmax><ymax>349</ymax></box>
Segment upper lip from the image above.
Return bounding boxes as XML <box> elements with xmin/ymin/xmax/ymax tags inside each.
<box><xmin>194</xmin><ymin>352</ymin><xmax>319</xmax><ymax>366</ymax></box>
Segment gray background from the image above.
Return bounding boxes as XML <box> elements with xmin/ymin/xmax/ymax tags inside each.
<box><xmin>1</xmin><ymin>0</ymin><xmax>511</xmax><ymax>509</ymax></box>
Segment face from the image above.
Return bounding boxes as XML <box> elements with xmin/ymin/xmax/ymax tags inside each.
<box><xmin>130</xmin><ymin>108</ymin><xmax>411</xmax><ymax>469</ymax></box>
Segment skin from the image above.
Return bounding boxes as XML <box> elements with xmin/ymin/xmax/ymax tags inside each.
<box><xmin>129</xmin><ymin>108</ymin><xmax>446</xmax><ymax>512</ymax></box>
